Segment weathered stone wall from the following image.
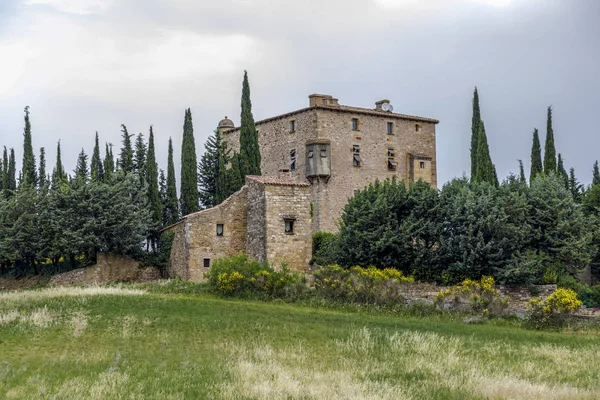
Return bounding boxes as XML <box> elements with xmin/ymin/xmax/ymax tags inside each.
<box><xmin>165</xmin><ymin>187</ymin><xmax>249</xmax><ymax>282</ymax></box>
<box><xmin>49</xmin><ymin>253</ymin><xmax>160</xmax><ymax>286</ymax></box>
<box><xmin>246</xmin><ymin>179</ymin><xmax>267</xmax><ymax>262</ymax></box>
<box><xmin>263</xmin><ymin>182</ymin><xmax>313</xmax><ymax>272</ymax></box>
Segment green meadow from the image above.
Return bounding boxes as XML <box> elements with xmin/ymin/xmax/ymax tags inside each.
<box><xmin>1</xmin><ymin>284</ymin><xmax>599</xmax><ymax>399</ymax></box>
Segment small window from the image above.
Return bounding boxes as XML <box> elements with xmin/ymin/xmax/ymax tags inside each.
<box><xmin>320</xmin><ymin>149</ymin><xmax>327</xmax><ymax>158</ymax></box>
<box><xmin>290</xmin><ymin>149</ymin><xmax>296</xmax><ymax>171</ymax></box>
<box><xmin>353</xmin><ymin>145</ymin><xmax>361</xmax><ymax>167</ymax></box>
<box><xmin>415</xmin><ymin>124</ymin><xmax>422</xmax><ymax>132</ymax></box>
<box><xmin>284</xmin><ymin>219</ymin><xmax>294</xmax><ymax>234</ymax></box>
<box><xmin>420</xmin><ymin>161</ymin><xmax>425</xmax><ymax>169</ymax></box>
<box><xmin>216</xmin><ymin>224</ymin><xmax>224</xmax><ymax>236</ymax></box>
<box><xmin>388</xmin><ymin>148</ymin><xmax>396</xmax><ymax>171</ymax></box>
<box><xmin>203</xmin><ymin>258</ymin><xmax>210</xmax><ymax>268</ymax></box>
<box><xmin>388</xmin><ymin>148</ymin><xmax>395</xmax><ymax>158</ymax></box>
<box><xmin>308</xmin><ymin>150</ymin><xmax>314</xmax><ymax>158</ymax></box>
<box><xmin>290</xmin><ymin>120</ymin><xmax>296</xmax><ymax>133</ymax></box>
<box><xmin>387</xmin><ymin>122</ymin><xmax>393</xmax><ymax>134</ymax></box>
<box><xmin>352</xmin><ymin>118</ymin><xmax>359</xmax><ymax>131</ymax></box>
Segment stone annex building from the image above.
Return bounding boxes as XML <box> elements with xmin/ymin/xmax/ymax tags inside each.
<box><xmin>166</xmin><ymin>94</ymin><xmax>438</xmax><ymax>281</ymax></box>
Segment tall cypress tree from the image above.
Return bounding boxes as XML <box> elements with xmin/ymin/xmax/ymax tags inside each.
<box><xmin>146</xmin><ymin>126</ymin><xmax>162</xmax><ymax>240</ymax></box>
<box><xmin>470</xmin><ymin>87</ymin><xmax>481</xmax><ymax>178</ymax></box>
<box><xmin>52</xmin><ymin>141</ymin><xmax>66</xmax><ymax>189</ymax></box>
<box><xmin>568</xmin><ymin>167</ymin><xmax>582</xmax><ymax>201</ymax></box>
<box><xmin>8</xmin><ymin>148</ymin><xmax>16</xmax><ymax>192</ymax></box>
<box><xmin>543</xmin><ymin>106</ymin><xmax>556</xmax><ymax>174</ymax></box>
<box><xmin>120</xmin><ymin>124</ymin><xmax>134</xmax><ymax>174</ymax></box>
<box><xmin>180</xmin><ymin>108</ymin><xmax>199</xmax><ymax>215</ymax></box>
<box><xmin>2</xmin><ymin>147</ymin><xmax>8</xmax><ymax>192</ymax></box>
<box><xmin>593</xmin><ymin>161</ymin><xmax>600</xmax><ymax>186</ymax></box>
<box><xmin>90</xmin><ymin>132</ymin><xmax>104</xmax><ymax>182</ymax></box>
<box><xmin>557</xmin><ymin>153</ymin><xmax>568</xmax><ymax>188</ymax></box>
<box><xmin>165</xmin><ymin>137</ymin><xmax>179</xmax><ymax>225</ymax></box>
<box><xmin>0</xmin><ymin>150</ymin><xmax>3</xmax><ymax>192</ymax></box>
<box><xmin>38</xmin><ymin>147</ymin><xmax>47</xmax><ymax>188</ymax></box>
<box><xmin>530</xmin><ymin>128</ymin><xmax>543</xmax><ymax>182</ymax></box>
<box><xmin>472</xmin><ymin>121</ymin><xmax>496</xmax><ymax>185</ymax></box>
<box><xmin>239</xmin><ymin>70</ymin><xmax>261</xmax><ymax>179</ymax></box>
<box><xmin>103</xmin><ymin>143</ymin><xmax>115</xmax><ymax>183</ymax></box>
<box><xmin>22</xmin><ymin>106</ymin><xmax>37</xmax><ymax>186</ymax></box>
<box><xmin>134</xmin><ymin>132</ymin><xmax>147</xmax><ymax>182</ymax></box>
<box><xmin>518</xmin><ymin>159</ymin><xmax>526</xmax><ymax>185</ymax></box>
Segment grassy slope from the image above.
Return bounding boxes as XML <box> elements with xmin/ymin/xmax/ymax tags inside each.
<box><xmin>0</xmin><ymin>287</ymin><xmax>599</xmax><ymax>400</ymax></box>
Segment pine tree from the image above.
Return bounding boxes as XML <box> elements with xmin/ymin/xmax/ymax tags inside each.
<box><xmin>518</xmin><ymin>159</ymin><xmax>526</xmax><ymax>185</ymax></box>
<box><xmin>38</xmin><ymin>147</ymin><xmax>47</xmax><ymax>189</ymax></box>
<box><xmin>146</xmin><ymin>126</ymin><xmax>162</xmax><ymax>245</ymax></box>
<box><xmin>543</xmin><ymin>106</ymin><xmax>557</xmax><ymax>174</ymax></box>
<box><xmin>74</xmin><ymin>149</ymin><xmax>89</xmax><ymax>181</ymax></box>
<box><xmin>472</xmin><ymin>121</ymin><xmax>497</xmax><ymax>186</ymax></box>
<box><xmin>120</xmin><ymin>124</ymin><xmax>134</xmax><ymax>174</ymax></box>
<box><xmin>239</xmin><ymin>70</ymin><xmax>261</xmax><ymax>179</ymax></box>
<box><xmin>198</xmin><ymin>128</ymin><xmax>231</xmax><ymax>208</ymax></box>
<box><xmin>103</xmin><ymin>143</ymin><xmax>115</xmax><ymax>183</ymax></box>
<box><xmin>568</xmin><ymin>167</ymin><xmax>583</xmax><ymax>201</ymax></box>
<box><xmin>165</xmin><ymin>137</ymin><xmax>179</xmax><ymax>225</ymax></box>
<box><xmin>470</xmin><ymin>87</ymin><xmax>481</xmax><ymax>178</ymax></box>
<box><xmin>90</xmin><ymin>132</ymin><xmax>104</xmax><ymax>182</ymax></box>
<box><xmin>530</xmin><ymin>128</ymin><xmax>543</xmax><ymax>182</ymax></box>
<box><xmin>134</xmin><ymin>132</ymin><xmax>147</xmax><ymax>182</ymax></box>
<box><xmin>22</xmin><ymin>106</ymin><xmax>37</xmax><ymax>186</ymax></box>
<box><xmin>180</xmin><ymin>108</ymin><xmax>199</xmax><ymax>215</ymax></box>
<box><xmin>52</xmin><ymin>141</ymin><xmax>66</xmax><ymax>189</ymax></box>
<box><xmin>557</xmin><ymin>153</ymin><xmax>568</xmax><ymax>188</ymax></box>
<box><xmin>593</xmin><ymin>161</ymin><xmax>600</xmax><ymax>186</ymax></box>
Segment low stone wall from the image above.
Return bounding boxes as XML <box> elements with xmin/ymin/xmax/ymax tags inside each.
<box><xmin>49</xmin><ymin>253</ymin><xmax>160</xmax><ymax>286</ymax></box>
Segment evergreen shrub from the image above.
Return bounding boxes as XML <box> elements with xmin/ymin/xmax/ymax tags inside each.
<box><xmin>311</xmin><ymin>231</ymin><xmax>339</xmax><ymax>266</ymax></box>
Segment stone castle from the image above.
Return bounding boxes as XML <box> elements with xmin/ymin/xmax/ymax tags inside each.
<box><xmin>166</xmin><ymin>94</ymin><xmax>438</xmax><ymax>281</ymax></box>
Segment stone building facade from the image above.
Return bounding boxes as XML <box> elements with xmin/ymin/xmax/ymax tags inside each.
<box><xmin>166</xmin><ymin>94</ymin><xmax>438</xmax><ymax>281</ymax></box>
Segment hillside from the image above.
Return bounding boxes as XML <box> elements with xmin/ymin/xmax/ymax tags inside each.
<box><xmin>1</xmin><ymin>285</ymin><xmax>599</xmax><ymax>399</ymax></box>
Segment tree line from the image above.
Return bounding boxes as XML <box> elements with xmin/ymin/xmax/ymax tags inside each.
<box><xmin>0</xmin><ymin>71</ymin><xmax>261</xmax><ymax>274</ymax></box>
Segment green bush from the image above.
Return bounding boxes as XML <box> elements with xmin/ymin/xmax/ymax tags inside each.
<box><xmin>205</xmin><ymin>254</ymin><xmax>308</xmax><ymax>298</ymax></box>
<box><xmin>139</xmin><ymin>231</ymin><xmax>174</xmax><ymax>275</ymax></box>
<box><xmin>313</xmin><ymin>265</ymin><xmax>413</xmax><ymax>305</ymax></box>
<box><xmin>312</xmin><ymin>231</ymin><xmax>339</xmax><ymax>266</ymax></box>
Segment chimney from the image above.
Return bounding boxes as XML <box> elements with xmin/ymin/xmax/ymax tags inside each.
<box><xmin>309</xmin><ymin>94</ymin><xmax>339</xmax><ymax>107</ymax></box>
<box><xmin>375</xmin><ymin>99</ymin><xmax>391</xmax><ymax>111</ymax></box>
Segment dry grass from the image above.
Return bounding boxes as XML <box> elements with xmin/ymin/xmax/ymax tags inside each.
<box><xmin>0</xmin><ymin>286</ymin><xmax>145</xmax><ymax>304</ymax></box>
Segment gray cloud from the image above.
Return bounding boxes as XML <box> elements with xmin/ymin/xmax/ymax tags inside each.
<box><xmin>0</xmin><ymin>0</ymin><xmax>598</xmax><ymax>186</ymax></box>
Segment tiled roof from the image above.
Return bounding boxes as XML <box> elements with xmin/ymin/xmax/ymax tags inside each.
<box><xmin>246</xmin><ymin>175</ymin><xmax>311</xmax><ymax>187</ymax></box>
<box><xmin>222</xmin><ymin>103</ymin><xmax>439</xmax><ymax>134</ymax></box>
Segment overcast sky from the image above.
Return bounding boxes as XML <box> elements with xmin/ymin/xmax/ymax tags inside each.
<box><xmin>0</xmin><ymin>0</ymin><xmax>598</xmax><ymax>187</ymax></box>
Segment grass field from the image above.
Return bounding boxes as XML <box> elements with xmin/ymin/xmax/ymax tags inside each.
<box><xmin>1</xmin><ymin>284</ymin><xmax>599</xmax><ymax>399</ymax></box>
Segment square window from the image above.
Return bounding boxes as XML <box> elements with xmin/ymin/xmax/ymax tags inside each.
<box><xmin>308</xmin><ymin>150</ymin><xmax>314</xmax><ymax>158</ymax></box>
<box><xmin>420</xmin><ymin>161</ymin><xmax>425</xmax><ymax>169</ymax></box>
<box><xmin>289</xmin><ymin>149</ymin><xmax>296</xmax><ymax>171</ymax></box>
<box><xmin>203</xmin><ymin>258</ymin><xmax>210</xmax><ymax>268</ymax></box>
<box><xmin>415</xmin><ymin>124</ymin><xmax>422</xmax><ymax>132</ymax></box>
<box><xmin>387</xmin><ymin>122</ymin><xmax>393</xmax><ymax>134</ymax></box>
<box><xmin>388</xmin><ymin>159</ymin><xmax>397</xmax><ymax>171</ymax></box>
<box><xmin>284</xmin><ymin>219</ymin><xmax>294</xmax><ymax>234</ymax></box>
<box><xmin>290</xmin><ymin>120</ymin><xmax>296</xmax><ymax>133</ymax></box>
<box><xmin>353</xmin><ymin>145</ymin><xmax>360</xmax><ymax>154</ymax></box>
<box><xmin>216</xmin><ymin>224</ymin><xmax>224</xmax><ymax>236</ymax></box>
<box><xmin>352</xmin><ymin>118</ymin><xmax>359</xmax><ymax>131</ymax></box>
<box><xmin>320</xmin><ymin>149</ymin><xmax>327</xmax><ymax>158</ymax></box>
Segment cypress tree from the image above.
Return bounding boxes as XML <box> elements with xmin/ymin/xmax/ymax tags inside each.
<box><xmin>103</xmin><ymin>143</ymin><xmax>115</xmax><ymax>182</ymax></box>
<box><xmin>568</xmin><ymin>167</ymin><xmax>583</xmax><ymax>201</ymax></box>
<box><xmin>216</xmin><ymin>137</ymin><xmax>232</xmax><ymax>204</ymax></box>
<box><xmin>198</xmin><ymin>128</ymin><xmax>231</xmax><ymax>208</ymax></box>
<box><xmin>146</xmin><ymin>126</ymin><xmax>162</xmax><ymax>240</ymax></box>
<box><xmin>593</xmin><ymin>161</ymin><xmax>600</xmax><ymax>186</ymax></box>
<box><xmin>165</xmin><ymin>137</ymin><xmax>179</xmax><ymax>225</ymax></box>
<box><xmin>557</xmin><ymin>153</ymin><xmax>568</xmax><ymax>188</ymax></box>
<box><xmin>134</xmin><ymin>132</ymin><xmax>147</xmax><ymax>181</ymax></box>
<box><xmin>543</xmin><ymin>106</ymin><xmax>556</xmax><ymax>174</ymax></box>
<box><xmin>22</xmin><ymin>106</ymin><xmax>37</xmax><ymax>186</ymax></box>
<box><xmin>0</xmin><ymin>151</ymin><xmax>3</xmax><ymax>192</ymax></box>
<box><xmin>38</xmin><ymin>147</ymin><xmax>47</xmax><ymax>188</ymax></box>
<box><xmin>239</xmin><ymin>70</ymin><xmax>261</xmax><ymax>178</ymax></box>
<box><xmin>530</xmin><ymin>128</ymin><xmax>543</xmax><ymax>182</ymax></box>
<box><xmin>2</xmin><ymin>147</ymin><xmax>8</xmax><ymax>192</ymax></box>
<box><xmin>470</xmin><ymin>87</ymin><xmax>481</xmax><ymax>178</ymax></box>
<box><xmin>7</xmin><ymin>148</ymin><xmax>16</xmax><ymax>192</ymax></box>
<box><xmin>518</xmin><ymin>159</ymin><xmax>526</xmax><ymax>185</ymax></box>
<box><xmin>90</xmin><ymin>132</ymin><xmax>104</xmax><ymax>182</ymax></box>
<box><xmin>52</xmin><ymin>141</ymin><xmax>66</xmax><ymax>189</ymax></box>
<box><xmin>74</xmin><ymin>149</ymin><xmax>89</xmax><ymax>181</ymax></box>
<box><xmin>159</xmin><ymin>169</ymin><xmax>167</xmax><ymax>225</ymax></box>
<box><xmin>120</xmin><ymin>124</ymin><xmax>134</xmax><ymax>174</ymax></box>
<box><xmin>180</xmin><ymin>108</ymin><xmax>199</xmax><ymax>216</ymax></box>
<box><xmin>473</xmin><ymin>121</ymin><xmax>496</xmax><ymax>185</ymax></box>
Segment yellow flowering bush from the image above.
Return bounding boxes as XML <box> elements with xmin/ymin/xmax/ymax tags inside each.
<box><xmin>525</xmin><ymin>288</ymin><xmax>582</xmax><ymax>329</ymax></box>
<box><xmin>314</xmin><ymin>265</ymin><xmax>413</xmax><ymax>304</ymax></box>
<box><xmin>217</xmin><ymin>271</ymin><xmax>244</xmax><ymax>294</ymax></box>
<box><xmin>435</xmin><ymin>276</ymin><xmax>508</xmax><ymax>315</ymax></box>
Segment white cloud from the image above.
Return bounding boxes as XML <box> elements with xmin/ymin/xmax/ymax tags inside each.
<box><xmin>23</xmin><ymin>0</ymin><xmax>112</xmax><ymax>15</ymax></box>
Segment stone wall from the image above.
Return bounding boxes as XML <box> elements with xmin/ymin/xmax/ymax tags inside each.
<box><xmin>49</xmin><ymin>253</ymin><xmax>160</xmax><ymax>286</ymax></box>
<box><xmin>167</xmin><ymin>186</ymin><xmax>249</xmax><ymax>282</ymax></box>
<box><xmin>246</xmin><ymin>179</ymin><xmax>267</xmax><ymax>263</ymax></box>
